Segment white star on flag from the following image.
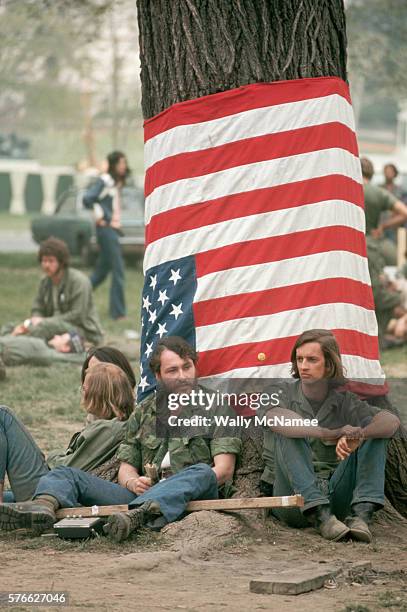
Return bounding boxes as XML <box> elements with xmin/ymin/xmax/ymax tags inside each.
<box><xmin>157</xmin><ymin>289</ymin><xmax>169</xmax><ymax>306</ymax></box>
<box><xmin>142</xmin><ymin>295</ymin><xmax>152</xmax><ymax>310</ymax></box>
<box><xmin>149</xmin><ymin>274</ymin><xmax>158</xmax><ymax>290</ymax></box>
<box><xmin>148</xmin><ymin>309</ymin><xmax>157</xmax><ymax>324</ymax></box>
<box><xmin>169</xmin><ymin>268</ymin><xmax>181</xmax><ymax>285</ymax></box>
<box><xmin>170</xmin><ymin>303</ymin><xmax>183</xmax><ymax>320</ymax></box>
<box><xmin>156</xmin><ymin>322</ymin><xmax>167</xmax><ymax>338</ymax></box>
<box><xmin>145</xmin><ymin>342</ymin><xmax>153</xmax><ymax>358</ymax></box>
<box><xmin>139</xmin><ymin>376</ymin><xmax>149</xmax><ymax>392</ymax></box>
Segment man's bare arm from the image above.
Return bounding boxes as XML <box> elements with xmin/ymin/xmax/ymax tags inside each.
<box><xmin>378</xmin><ymin>199</ymin><xmax>407</xmax><ymax>233</ymax></box>
<box><xmin>212</xmin><ymin>453</ymin><xmax>236</xmax><ymax>485</ymax></box>
<box><xmin>264</xmin><ymin>407</ymin><xmax>350</xmax><ymax>439</ymax></box>
<box><xmin>118</xmin><ymin>461</ymin><xmax>152</xmax><ymax>495</ymax></box>
<box><xmin>361</xmin><ymin>410</ymin><xmax>400</xmax><ymax>439</ymax></box>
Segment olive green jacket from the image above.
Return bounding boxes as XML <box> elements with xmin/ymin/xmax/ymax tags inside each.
<box><xmin>261</xmin><ymin>380</ymin><xmax>380</xmax><ymax>481</ymax></box>
<box><xmin>30</xmin><ymin>267</ymin><xmax>103</xmax><ymax>344</ymax></box>
<box><xmin>47</xmin><ymin>417</ymin><xmax>127</xmax><ymax>472</ymax></box>
<box><xmin>117</xmin><ymin>389</ymin><xmax>242</xmax><ymax>476</ymax></box>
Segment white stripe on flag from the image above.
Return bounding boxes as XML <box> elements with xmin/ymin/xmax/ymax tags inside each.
<box><xmin>196</xmin><ymin>303</ymin><xmax>377</xmax><ymax>351</ymax></box>
<box><xmin>145</xmin><ymin>94</ymin><xmax>354</xmax><ymax>169</ymax></box>
<box><xmin>198</xmin><ymin>357</ymin><xmax>385</xmax><ymax>381</ymax></box>
<box><xmin>196</xmin><ymin>251</ymin><xmax>371</xmax><ymax>301</ymax></box>
<box><xmin>145</xmin><ymin>148</ymin><xmax>361</xmax><ymax>224</ymax></box>
<box><xmin>144</xmin><ymin>200</ymin><xmax>365</xmax><ymax>270</ymax></box>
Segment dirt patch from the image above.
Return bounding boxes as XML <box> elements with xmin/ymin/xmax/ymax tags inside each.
<box><xmin>1</xmin><ymin>510</ymin><xmax>407</xmax><ymax>611</ymax></box>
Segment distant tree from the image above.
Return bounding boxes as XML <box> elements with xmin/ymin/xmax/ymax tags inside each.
<box><xmin>347</xmin><ymin>0</ymin><xmax>407</xmax><ymax>125</ymax></box>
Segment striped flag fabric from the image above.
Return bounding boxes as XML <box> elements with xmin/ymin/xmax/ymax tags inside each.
<box><xmin>138</xmin><ymin>76</ymin><xmax>384</xmax><ymax>401</ymax></box>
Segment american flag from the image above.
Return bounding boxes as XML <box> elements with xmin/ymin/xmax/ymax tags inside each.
<box><xmin>138</xmin><ymin>76</ymin><xmax>384</xmax><ymax>401</ymax></box>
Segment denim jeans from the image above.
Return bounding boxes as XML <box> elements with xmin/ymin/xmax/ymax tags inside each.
<box><xmin>0</xmin><ymin>406</ymin><xmax>49</xmax><ymax>502</ymax></box>
<box><xmin>91</xmin><ymin>226</ymin><xmax>126</xmax><ymax>319</ymax></box>
<box><xmin>271</xmin><ymin>434</ymin><xmax>387</xmax><ymax>527</ymax></box>
<box><xmin>34</xmin><ymin>463</ymin><xmax>219</xmax><ymax>524</ymax></box>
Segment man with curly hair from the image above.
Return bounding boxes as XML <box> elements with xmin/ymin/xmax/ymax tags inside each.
<box><xmin>2</xmin><ymin>237</ymin><xmax>103</xmax><ymax>346</ymax></box>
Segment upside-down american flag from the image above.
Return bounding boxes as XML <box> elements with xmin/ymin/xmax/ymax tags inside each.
<box><xmin>137</xmin><ymin>76</ymin><xmax>385</xmax><ymax>401</ymax></box>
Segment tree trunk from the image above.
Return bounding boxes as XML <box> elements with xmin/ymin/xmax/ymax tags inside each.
<box><xmin>136</xmin><ymin>0</ymin><xmax>407</xmax><ymax>515</ymax></box>
<box><xmin>137</xmin><ymin>0</ymin><xmax>347</xmax><ymax>119</ymax></box>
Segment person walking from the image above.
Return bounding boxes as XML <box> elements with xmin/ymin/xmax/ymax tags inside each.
<box><xmin>83</xmin><ymin>151</ymin><xmax>130</xmax><ymax>319</ymax></box>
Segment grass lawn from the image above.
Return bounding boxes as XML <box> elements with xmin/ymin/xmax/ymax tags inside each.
<box><xmin>0</xmin><ymin>251</ymin><xmax>405</xmax><ymax>451</ymax></box>
<box><xmin>0</xmin><ymin>252</ymin><xmax>144</xmax><ymax>453</ymax></box>
<box><xmin>0</xmin><ymin>213</ymin><xmax>35</xmax><ymax>232</ymax></box>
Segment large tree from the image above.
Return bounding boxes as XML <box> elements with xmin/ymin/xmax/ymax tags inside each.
<box><xmin>136</xmin><ymin>0</ymin><xmax>407</xmax><ymax>516</ymax></box>
<box><xmin>137</xmin><ymin>0</ymin><xmax>347</xmax><ymax>119</ymax></box>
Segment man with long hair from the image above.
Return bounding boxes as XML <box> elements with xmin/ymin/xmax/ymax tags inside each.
<box><xmin>83</xmin><ymin>151</ymin><xmax>130</xmax><ymax>319</ymax></box>
<box><xmin>260</xmin><ymin>329</ymin><xmax>400</xmax><ymax>543</ymax></box>
<box><xmin>0</xmin><ymin>337</ymin><xmax>241</xmax><ymax>542</ymax></box>
<box><xmin>1</xmin><ymin>237</ymin><xmax>102</xmax><ymax>345</ymax></box>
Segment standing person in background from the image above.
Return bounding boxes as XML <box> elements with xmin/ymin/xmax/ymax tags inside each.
<box><xmin>83</xmin><ymin>151</ymin><xmax>130</xmax><ymax>320</ymax></box>
<box><xmin>380</xmin><ymin>163</ymin><xmax>406</xmax><ymax>245</ymax></box>
<box><xmin>361</xmin><ymin>157</ymin><xmax>407</xmax><ymax>265</ymax></box>
<box><xmin>381</xmin><ymin>163</ymin><xmax>404</xmax><ymax>201</ymax></box>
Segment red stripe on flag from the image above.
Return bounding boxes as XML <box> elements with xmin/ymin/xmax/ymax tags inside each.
<box><xmin>195</xmin><ymin>226</ymin><xmax>366</xmax><ymax>278</ymax></box>
<box><xmin>144</xmin><ymin>77</ymin><xmax>351</xmax><ymax>142</ymax></box>
<box><xmin>145</xmin><ymin>122</ymin><xmax>358</xmax><ymax>197</ymax></box>
<box><xmin>193</xmin><ymin>278</ymin><xmax>374</xmax><ymax>327</ymax></box>
<box><xmin>146</xmin><ymin>176</ymin><xmax>363</xmax><ymax>245</ymax></box>
<box><xmin>197</xmin><ymin>330</ymin><xmax>379</xmax><ymax>377</ymax></box>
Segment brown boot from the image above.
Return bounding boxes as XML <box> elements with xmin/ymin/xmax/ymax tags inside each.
<box><xmin>0</xmin><ymin>496</ymin><xmax>58</xmax><ymax>534</ymax></box>
<box><xmin>306</xmin><ymin>505</ymin><xmax>350</xmax><ymax>542</ymax></box>
<box><xmin>345</xmin><ymin>502</ymin><xmax>378</xmax><ymax>543</ymax></box>
<box><xmin>104</xmin><ymin>501</ymin><xmax>162</xmax><ymax>542</ymax></box>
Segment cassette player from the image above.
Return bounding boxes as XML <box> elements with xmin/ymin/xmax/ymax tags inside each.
<box><xmin>53</xmin><ymin>517</ymin><xmax>106</xmax><ymax>539</ymax></box>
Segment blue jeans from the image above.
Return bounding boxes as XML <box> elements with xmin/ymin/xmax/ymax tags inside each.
<box><xmin>271</xmin><ymin>434</ymin><xmax>387</xmax><ymax>527</ymax></box>
<box><xmin>0</xmin><ymin>406</ymin><xmax>49</xmax><ymax>502</ymax></box>
<box><xmin>34</xmin><ymin>463</ymin><xmax>219</xmax><ymax>524</ymax></box>
<box><xmin>91</xmin><ymin>226</ymin><xmax>126</xmax><ymax>319</ymax></box>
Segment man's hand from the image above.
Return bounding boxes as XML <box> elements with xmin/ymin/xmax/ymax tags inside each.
<box><xmin>370</xmin><ymin>226</ymin><xmax>383</xmax><ymax>239</ymax></box>
<box><xmin>336</xmin><ymin>435</ymin><xmax>361</xmax><ymax>460</ymax></box>
<box><xmin>126</xmin><ymin>476</ymin><xmax>152</xmax><ymax>495</ymax></box>
<box><xmin>11</xmin><ymin>323</ymin><xmax>28</xmax><ymax>336</ymax></box>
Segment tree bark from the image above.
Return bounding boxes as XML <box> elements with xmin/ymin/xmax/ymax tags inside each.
<box><xmin>136</xmin><ymin>0</ymin><xmax>407</xmax><ymax>516</ymax></box>
<box><xmin>137</xmin><ymin>0</ymin><xmax>347</xmax><ymax>119</ymax></box>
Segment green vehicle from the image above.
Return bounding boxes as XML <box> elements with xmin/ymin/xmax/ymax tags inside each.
<box><xmin>31</xmin><ymin>186</ymin><xmax>145</xmax><ymax>265</ymax></box>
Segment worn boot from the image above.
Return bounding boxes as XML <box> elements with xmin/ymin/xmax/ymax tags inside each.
<box><xmin>306</xmin><ymin>505</ymin><xmax>350</xmax><ymax>542</ymax></box>
<box><xmin>0</xmin><ymin>495</ymin><xmax>58</xmax><ymax>534</ymax></box>
<box><xmin>0</xmin><ymin>356</ymin><xmax>6</xmax><ymax>381</ymax></box>
<box><xmin>104</xmin><ymin>501</ymin><xmax>162</xmax><ymax>542</ymax></box>
<box><xmin>345</xmin><ymin>502</ymin><xmax>379</xmax><ymax>543</ymax></box>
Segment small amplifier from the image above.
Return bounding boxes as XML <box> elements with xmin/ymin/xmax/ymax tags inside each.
<box><xmin>54</xmin><ymin>517</ymin><xmax>106</xmax><ymax>539</ymax></box>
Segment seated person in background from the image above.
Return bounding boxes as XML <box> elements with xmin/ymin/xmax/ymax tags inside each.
<box><xmin>81</xmin><ymin>345</ymin><xmax>136</xmax><ymax>390</ymax></box>
<box><xmin>0</xmin><ymin>359</ymin><xmax>134</xmax><ymax>504</ymax></box>
<box><xmin>0</xmin><ymin>336</ymin><xmax>241</xmax><ymax>541</ymax></box>
<box><xmin>259</xmin><ymin>329</ymin><xmax>399</xmax><ymax>543</ymax></box>
<box><xmin>2</xmin><ymin>237</ymin><xmax>103</xmax><ymax>346</ymax></box>
<box><xmin>367</xmin><ymin>237</ymin><xmax>407</xmax><ymax>349</ymax></box>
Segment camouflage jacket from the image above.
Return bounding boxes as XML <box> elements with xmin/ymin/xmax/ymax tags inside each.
<box><xmin>117</xmin><ymin>388</ymin><xmax>242</xmax><ymax>476</ymax></box>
